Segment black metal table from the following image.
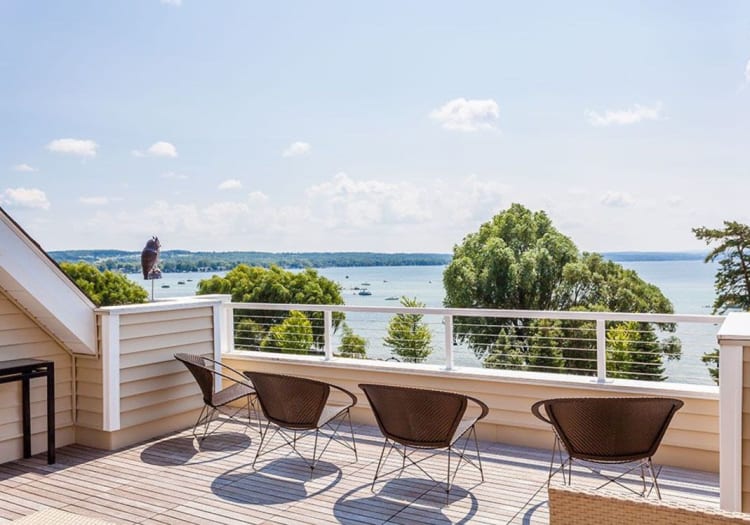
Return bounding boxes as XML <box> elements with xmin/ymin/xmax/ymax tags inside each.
<box><xmin>0</xmin><ymin>358</ymin><xmax>55</xmax><ymax>464</ymax></box>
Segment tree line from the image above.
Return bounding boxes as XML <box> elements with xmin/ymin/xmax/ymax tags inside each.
<box><xmin>50</xmin><ymin>250</ymin><xmax>452</xmax><ymax>273</ymax></box>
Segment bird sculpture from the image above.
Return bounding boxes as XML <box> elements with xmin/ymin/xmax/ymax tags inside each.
<box><xmin>140</xmin><ymin>236</ymin><xmax>162</xmax><ymax>280</ymax></box>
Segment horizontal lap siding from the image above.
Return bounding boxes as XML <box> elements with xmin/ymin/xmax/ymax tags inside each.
<box><xmin>118</xmin><ymin>307</ymin><xmax>213</xmax><ymax>429</ymax></box>
<box><xmin>225</xmin><ymin>355</ymin><xmax>720</xmax><ymax>473</ymax></box>
<box><xmin>0</xmin><ymin>293</ymin><xmax>75</xmax><ymax>464</ymax></box>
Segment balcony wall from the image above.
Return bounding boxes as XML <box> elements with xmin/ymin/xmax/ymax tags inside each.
<box><xmin>224</xmin><ymin>352</ymin><xmax>720</xmax><ymax>473</ymax></box>
<box><xmin>0</xmin><ymin>292</ymin><xmax>76</xmax><ymax>464</ymax></box>
<box><xmin>77</xmin><ymin>296</ymin><xmax>225</xmax><ymax>450</ymax></box>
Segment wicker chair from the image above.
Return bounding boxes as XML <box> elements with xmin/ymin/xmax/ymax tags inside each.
<box><xmin>531</xmin><ymin>397</ymin><xmax>684</xmax><ymax>499</ymax></box>
<box><xmin>548</xmin><ymin>486</ymin><xmax>750</xmax><ymax>524</ymax></box>
<box><xmin>174</xmin><ymin>353</ymin><xmax>259</xmax><ymax>442</ymax></box>
<box><xmin>243</xmin><ymin>371</ymin><xmax>358</xmax><ymax>474</ymax></box>
<box><xmin>359</xmin><ymin>383</ymin><xmax>489</xmax><ymax>495</ymax></box>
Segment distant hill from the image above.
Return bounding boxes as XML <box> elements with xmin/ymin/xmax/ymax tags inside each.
<box><xmin>49</xmin><ymin>250</ymin><xmax>453</xmax><ymax>273</ymax></box>
<box><xmin>601</xmin><ymin>251</ymin><xmax>707</xmax><ymax>262</ymax></box>
<box><xmin>49</xmin><ymin>249</ymin><xmax>707</xmax><ymax>273</ymax></box>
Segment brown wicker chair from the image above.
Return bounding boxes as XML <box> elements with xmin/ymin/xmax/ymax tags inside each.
<box><xmin>174</xmin><ymin>353</ymin><xmax>259</xmax><ymax>442</ymax></box>
<box><xmin>531</xmin><ymin>397</ymin><xmax>684</xmax><ymax>499</ymax></box>
<box><xmin>359</xmin><ymin>383</ymin><xmax>489</xmax><ymax>496</ymax></box>
<box><xmin>243</xmin><ymin>371</ymin><xmax>358</xmax><ymax>474</ymax></box>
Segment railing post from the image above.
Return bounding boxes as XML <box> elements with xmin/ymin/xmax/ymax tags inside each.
<box><xmin>444</xmin><ymin>314</ymin><xmax>454</xmax><ymax>371</ymax></box>
<box><xmin>717</xmin><ymin>312</ymin><xmax>750</xmax><ymax>512</ymax></box>
<box><xmin>100</xmin><ymin>312</ymin><xmax>121</xmax><ymax>432</ymax></box>
<box><xmin>596</xmin><ymin>319</ymin><xmax>607</xmax><ymax>382</ymax></box>
<box><xmin>324</xmin><ymin>310</ymin><xmax>333</xmax><ymax>360</ymax></box>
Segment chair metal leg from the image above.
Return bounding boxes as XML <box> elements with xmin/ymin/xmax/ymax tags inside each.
<box><xmin>647</xmin><ymin>458</ymin><xmax>662</xmax><ymax>499</ymax></box>
<box><xmin>372</xmin><ymin>439</ymin><xmax>392</xmax><ymax>492</ymax></box>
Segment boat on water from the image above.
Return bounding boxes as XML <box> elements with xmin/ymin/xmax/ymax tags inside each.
<box><xmin>358</xmin><ymin>289</ymin><xmax>372</xmax><ymax>296</ymax></box>
<box><xmin>361</xmin><ymin>282</ymin><xmax>371</xmax><ymax>286</ymax></box>
<box><xmin>161</xmin><ymin>285</ymin><xmax>170</xmax><ymax>288</ymax></box>
<box><xmin>177</xmin><ymin>281</ymin><xmax>186</xmax><ymax>285</ymax></box>
<box><xmin>385</xmin><ymin>296</ymin><xmax>399</xmax><ymax>301</ymax></box>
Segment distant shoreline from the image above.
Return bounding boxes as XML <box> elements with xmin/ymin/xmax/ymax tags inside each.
<box><xmin>49</xmin><ymin>249</ymin><xmax>708</xmax><ymax>273</ymax></box>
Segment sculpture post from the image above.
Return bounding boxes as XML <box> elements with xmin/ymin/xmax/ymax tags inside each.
<box><xmin>140</xmin><ymin>236</ymin><xmax>162</xmax><ymax>302</ymax></box>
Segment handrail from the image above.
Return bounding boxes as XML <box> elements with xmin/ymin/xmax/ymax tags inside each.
<box><xmin>225</xmin><ymin>302</ymin><xmax>725</xmax><ymax>385</ymax></box>
<box><xmin>227</xmin><ymin>302</ymin><xmax>723</xmax><ymax>324</ymax></box>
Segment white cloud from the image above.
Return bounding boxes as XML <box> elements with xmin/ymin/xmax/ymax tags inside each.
<box><xmin>80</xmin><ymin>173</ymin><xmax>510</xmax><ymax>251</ymax></box>
<box><xmin>79</xmin><ymin>196</ymin><xmax>109</xmax><ymax>206</ymax></box>
<box><xmin>600</xmin><ymin>191</ymin><xmax>635</xmax><ymax>208</ymax></box>
<box><xmin>12</xmin><ymin>163</ymin><xmax>37</xmax><ymax>172</ymax></box>
<box><xmin>666</xmin><ymin>195</ymin><xmax>683</xmax><ymax>208</ymax></box>
<box><xmin>218</xmin><ymin>179</ymin><xmax>242</xmax><ymax>190</ymax></box>
<box><xmin>282</xmin><ymin>141</ymin><xmax>312</xmax><ymax>157</ymax></box>
<box><xmin>160</xmin><ymin>171</ymin><xmax>188</xmax><ymax>180</ymax></box>
<box><xmin>46</xmin><ymin>138</ymin><xmax>98</xmax><ymax>158</ymax></box>
<box><xmin>132</xmin><ymin>141</ymin><xmax>178</xmax><ymax>158</ymax></box>
<box><xmin>160</xmin><ymin>0</ymin><xmax>182</xmax><ymax>5</ymax></box>
<box><xmin>585</xmin><ymin>103</ymin><xmax>662</xmax><ymax>126</ymax></box>
<box><xmin>429</xmin><ymin>98</ymin><xmax>500</xmax><ymax>132</ymax></box>
<box><xmin>1</xmin><ymin>187</ymin><xmax>50</xmax><ymax>209</ymax></box>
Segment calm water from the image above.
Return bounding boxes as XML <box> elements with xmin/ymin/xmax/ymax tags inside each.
<box><xmin>127</xmin><ymin>259</ymin><xmax>721</xmax><ymax>385</ymax></box>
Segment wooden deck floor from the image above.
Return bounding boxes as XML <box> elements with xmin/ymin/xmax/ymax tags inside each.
<box><xmin>0</xmin><ymin>420</ymin><xmax>719</xmax><ymax>524</ymax></box>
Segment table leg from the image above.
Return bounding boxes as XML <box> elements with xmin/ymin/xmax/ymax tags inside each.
<box><xmin>46</xmin><ymin>364</ymin><xmax>55</xmax><ymax>464</ymax></box>
<box><xmin>22</xmin><ymin>374</ymin><xmax>30</xmax><ymax>458</ymax></box>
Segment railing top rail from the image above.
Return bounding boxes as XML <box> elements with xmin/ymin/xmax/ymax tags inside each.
<box><xmin>226</xmin><ymin>302</ymin><xmax>724</xmax><ymax>324</ymax></box>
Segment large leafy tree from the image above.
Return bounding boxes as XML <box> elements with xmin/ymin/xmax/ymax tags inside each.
<box><xmin>444</xmin><ymin>204</ymin><xmax>678</xmax><ymax>380</ymax></box>
<box><xmin>61</xmin><ymin>262</ymin><xmax>148</xmax><ymax>306</ymax></box>
<box><xmin>693</xmin><ymin>221</ymin><xmax>750</xmax><ymax>384</ymax></box>
<box><xmin>383</xmin><ymin>296</ymin><xmax>433</xmax><ymax>363</ymax></box>
<box><xmin>197</xmin><ymin>264</ymin><xmax>344</xmax><ymax>350</ymax></box>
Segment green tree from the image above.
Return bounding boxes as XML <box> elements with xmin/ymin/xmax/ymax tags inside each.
<box><xmin>197</xmin><ymin>264</ymin><xmax>344</xmax><ymax>350</ymax></box>
<box><xmin>60</xmin><ymin>262</ymin><xmax>148</xmax><ymax>307</ymax></box>
<box><xmin>444</xmin><ymin>204</ymin><xmax>678</xmax><ymax>380</ymax></box>
<box><xmin>693</xmin><ymin>221</ymin><xmax>750</xmax><ymax>313</ymax></box>
<box><xmin>235</xmin><ymin>318</ymin><xmax>264</xmax><ymax>350</ymax></box>
<box><xmin>337</xmin><ymin>323</ymin><xmax>367</xmax><ymax>358</ymax></box>
<box><xmin>260</xmin><ymin>311</ymin><xmax>314</xmax><ymax>354</ymax></box>
<box><xmin>693</xmin><ymin>220</ymin><xmax>750</xmax><ymax>384</ymax></box>
<box><xmin>383</xmin><ymin>297</ymin><xmax>433</xmax><ymax>363</ymax></box>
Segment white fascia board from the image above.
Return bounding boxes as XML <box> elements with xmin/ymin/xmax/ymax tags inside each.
<box><xmin>0</xmin><ymin>212</ymin><xmax>97</xmax><ymax>355</ymax></box>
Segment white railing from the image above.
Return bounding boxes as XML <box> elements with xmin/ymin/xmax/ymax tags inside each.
<box><xmin>225</xmin><ymin>302</ymin><xmax>724</xmax><ymax>385</ymax></box>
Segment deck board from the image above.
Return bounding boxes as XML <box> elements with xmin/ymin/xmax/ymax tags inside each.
<box><xmin>0</xmin><ymin>419</ymin><xmax>719</xmax><ymax>524</ymax></box>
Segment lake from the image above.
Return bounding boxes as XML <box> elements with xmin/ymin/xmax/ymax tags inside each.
<box><xmin>127</xmin><ymin>259</ymin><xmax>721</xmax><ymax>385</ymax></box>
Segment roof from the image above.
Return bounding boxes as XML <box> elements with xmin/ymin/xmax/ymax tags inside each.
<box><xmin>0</xmin><ymin>206</ymin><xmax>97</xmax><ymax>355</ymax></box>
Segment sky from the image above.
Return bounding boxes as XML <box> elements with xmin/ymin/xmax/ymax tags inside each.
<box><xmin>1</xmin><ymin>1</ymin><xmax>749</xmax><ymax>254</ymax></box>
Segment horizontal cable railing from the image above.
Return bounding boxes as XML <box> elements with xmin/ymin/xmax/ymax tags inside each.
<box><xmin>225</xmin><ymin>302</ymin><xmax>724</xmax><ymax>386</ymax></box>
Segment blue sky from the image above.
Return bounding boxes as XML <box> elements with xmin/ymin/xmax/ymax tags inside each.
<box><xmin>1</xmin><ymin>1</ymin><xmax>749</xmax><ymax>253</ymax></box>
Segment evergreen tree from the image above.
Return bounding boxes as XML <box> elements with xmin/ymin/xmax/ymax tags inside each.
<box><xmin>260</xmin><ymin>311</ymin><xmax>314</xmax><ymax>354</ymax></box>
<box><xmin>337</xmin><ymin>323</ymin><xmax>367</xmax><ymax>358</ymax></box>
<box><xmin>383</xmin><ymin>297</ymin><xmax>433</xmax><ymax>363</ymax></box>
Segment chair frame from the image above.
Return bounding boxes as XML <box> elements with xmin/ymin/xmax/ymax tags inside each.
<box><xmin>359</xmin><ymin>383</ymin><xmax>489</xmax><ymax>496</ymax></box>
<box><xmin>244</xmin><ymin>371</ymin><xmax>358</xmax><ymax>475</ymax></box>
<box><xmin>174</xmin><ymin>353</ymin><xmax>259</xmax><ymax>442</ymax></box>
<box><xmin>531</xmin><ymin>397</ymin><xmax>684</xmax><ymax>499</ymax></box>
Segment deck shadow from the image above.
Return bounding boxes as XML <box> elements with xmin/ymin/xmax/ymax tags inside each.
<box><xmin>139</xmin><ymin>432</ymin><xmax>252</xmax><ymax>466</ymax></box>
<box><xmin>333</xmin><ymin>477</ymin><xmax>478</xmax><ymax>524</ymax></box>
<box><xmin>212</xmin><ymin>457</ymin><xmax>342</xmax><ymax>505</ymax></box>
